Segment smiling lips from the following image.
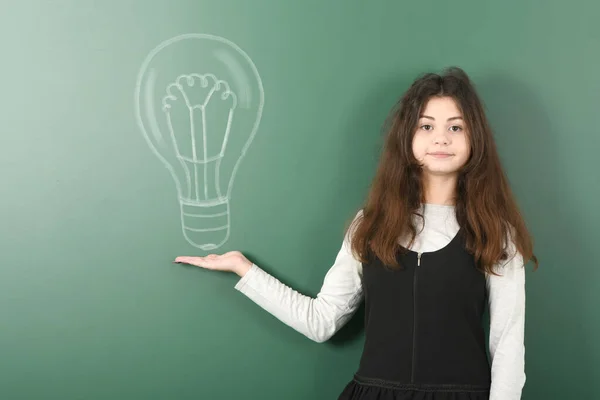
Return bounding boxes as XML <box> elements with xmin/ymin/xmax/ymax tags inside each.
<box><xmin>428</xmin><ymin>152</ymin><xmax>454</xmax><ymax>158</ymax></box>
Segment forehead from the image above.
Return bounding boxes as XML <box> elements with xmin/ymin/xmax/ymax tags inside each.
<box><xmin>420</xmin><ymin>96</ymin><xmax>462</xmax><ymax>118</ymax></box>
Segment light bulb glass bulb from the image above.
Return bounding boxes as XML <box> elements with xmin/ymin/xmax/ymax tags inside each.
<box><xmin>135</xmin><ymin>34</ymin><xmax>264</xmax><ymax>250</ymax></box>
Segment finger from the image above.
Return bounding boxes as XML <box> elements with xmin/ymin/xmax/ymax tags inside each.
<box><xmin>174</xmin><ymin>256</ymin><xmax>205</xmax><ymax>265</ymax></box>
<box><xmin>176</xmin><ymin>256</ymin><xmax>225</xmax><ymax>271</ymax></box>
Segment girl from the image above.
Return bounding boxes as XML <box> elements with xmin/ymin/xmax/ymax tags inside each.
<box><xmin>174</xmin><ymin>67</ymin><xmax>538</xmax><ymax>400</ymax></box>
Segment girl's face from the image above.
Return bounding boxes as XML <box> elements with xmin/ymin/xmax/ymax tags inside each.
<box><xmin>412</xmin><ymin>96</ymin><xmax>471</xmax><ymax>178</ymax></box>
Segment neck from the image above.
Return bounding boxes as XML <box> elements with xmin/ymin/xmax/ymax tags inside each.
<box><xmin>422</xmin><ymin>173</ymin><xmax>458</xmax><ymax>205</ymax></box>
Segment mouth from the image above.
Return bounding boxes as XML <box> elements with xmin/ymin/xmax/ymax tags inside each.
<box><xmin>428</xmin><ymin>152</ymin><xmax>454</xmax><ymax>158</ymax></box>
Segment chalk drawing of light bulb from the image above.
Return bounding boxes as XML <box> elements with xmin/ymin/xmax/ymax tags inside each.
<box><xmin>135</xmin><ymin>34</ymin><xmax>264</xmax><ymax>250</ymax></box>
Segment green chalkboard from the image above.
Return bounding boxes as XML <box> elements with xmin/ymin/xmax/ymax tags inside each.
<box><xmin>1</xmin><ymin>1</ymin><xmax>599</xmax><ymax>399</ymax></box>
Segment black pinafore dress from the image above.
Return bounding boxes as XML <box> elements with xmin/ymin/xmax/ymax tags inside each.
<box><xmin>338</xmin><ymin>229</ymin><xmax>491</xmax><ymax>400</ymax></box>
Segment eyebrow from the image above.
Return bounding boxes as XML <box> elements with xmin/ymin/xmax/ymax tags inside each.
<box><xmin>420</xmin><ymin>115</ymin><xmax>463</xmax><ymax>121</ymax></box>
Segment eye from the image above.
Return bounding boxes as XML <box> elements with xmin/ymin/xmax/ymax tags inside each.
<box><xmin>449</xmin><ymin>125</ymin><xmax>463</xmax><ymax>132</ymax></box>
<box><xmin>420</xmin><ymin>124</ymin><xmax>433</xmax><ymax>131</ymax></box>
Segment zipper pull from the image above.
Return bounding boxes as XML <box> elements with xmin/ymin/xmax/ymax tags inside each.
<box><xmin>417</xmin><ymin>252</ymin><xmax>422</xmax><ymax>266</ymax></box>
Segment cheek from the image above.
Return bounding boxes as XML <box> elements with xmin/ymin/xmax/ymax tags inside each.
<box><xmin>462</xmin><ymin>137</ymin><xmax>471</xmax><ymax>155</ymax></box>
<box><xmin>412</xmin><ymin>135</ymin><xmax>426</xmax><ymax>158</ymax></box>
<box><xmin>457</xmin><ymin>136</ymin><xmax>471</xmax><ymax>160</ymax></box>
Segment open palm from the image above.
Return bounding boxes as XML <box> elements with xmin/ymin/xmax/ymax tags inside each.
<box><xmin>174</xmin><ymin>251</ymin><xmax>252</xmax><ymax>276</ymax></box>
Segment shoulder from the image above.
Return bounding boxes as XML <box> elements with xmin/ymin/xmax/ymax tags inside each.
<box><xmin>343</xmin><ymin>208</ymin><xmax>364</xmax><ymax>243</ymax></box>
<box><xmin>485</xmin><ymin>226</ymin><xmax>526</xmax><ymax>284</ymax></box>
<box><xmin>337</xmin><ymin>208</ymin><xmax>365</xmax><ymax>273</ymax></box>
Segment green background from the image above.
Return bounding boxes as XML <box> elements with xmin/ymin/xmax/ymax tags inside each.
<box><xmin>1</xmin><ymin>1</ymin><xmax>598</xmax><ymax>399</ymax></box>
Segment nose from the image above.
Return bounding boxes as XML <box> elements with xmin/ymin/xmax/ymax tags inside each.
<box><xmin>433</xmin><ymin>132</ymin><xmax>450</xmax><ymax>145</ymax></box>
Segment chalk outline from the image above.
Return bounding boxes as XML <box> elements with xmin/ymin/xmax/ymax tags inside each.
<box><xmin>162</xmin><ymin>73</ymin><xmax>238</xmax><ymax>201</ymax></box>
<box><xmin>134</xmin><ymin>33</ymin><xmax>264</xmax><ymax>250</ymax></box>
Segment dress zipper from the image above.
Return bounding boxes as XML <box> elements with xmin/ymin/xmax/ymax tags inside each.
<box><xmin>412</xmin><ymin>252</ymin><xmax>422</xmax><ymax>383</ymax></box>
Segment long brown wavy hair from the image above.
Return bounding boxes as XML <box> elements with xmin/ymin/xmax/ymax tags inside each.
<box><xmin>348</xmin><ymin>67</ymin><xmax>538</xmax><ymax>275</ymax></box>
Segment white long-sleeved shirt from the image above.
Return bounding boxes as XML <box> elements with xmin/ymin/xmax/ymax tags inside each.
<box><xmin>234</xmin><ymin>204</ymin><xmax>526</xmax><ymax>400</ymax></box>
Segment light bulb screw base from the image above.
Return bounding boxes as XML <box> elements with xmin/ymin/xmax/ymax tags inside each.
<box><xmin>179</xmin><ymin>197</ymin><xmax>230</xmax><ymax>251</ymax></box>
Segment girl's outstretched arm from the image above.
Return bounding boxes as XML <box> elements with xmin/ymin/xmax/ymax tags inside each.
<box><xmin>174</xmin><ymin>212</ymin><xmax>364</xmax><ymax>343</ymax></box>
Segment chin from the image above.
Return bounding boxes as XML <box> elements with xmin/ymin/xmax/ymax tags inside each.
<box><xmin>423</xmin><ymin>167</ymin><xmax>461</xmax><ymax>176</ymax></box>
